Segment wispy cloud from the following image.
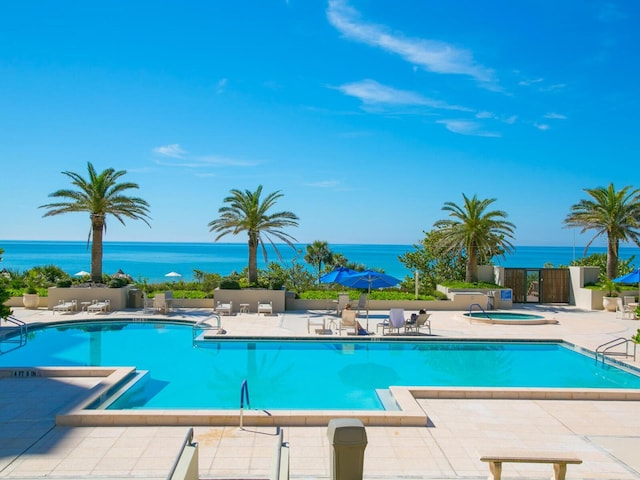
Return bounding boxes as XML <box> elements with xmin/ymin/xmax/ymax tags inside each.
<box><xmin>326</xmin><ymin>0</ymin><xmax>496</xmax><ymax>87</ymax></box>
<box><xmin>152</xmin><ymin>144</ymin><xmax>187</xmax><ymax>158</ymax></box>
<box><xmin>305</xmin><ymin>180</ymin><xmax>341</xmax><ymax>188</ymax></box>
<box><xmin>216</xmin><ymin>78</ymin><xmax>228</xmax><ymax>94</ymax></box>
<box><xmin>534</xmin><ymin>123</ymin><xmax>550</xmax><ymax>131</ymax></box>
<box><xmin>436</xmin><ymin>119</ymin><xmax>501</xmax><ymax>138</ymax></box>
<box><xmin>196</xmin><ymin>155</ymin><xmax>258</xmax><ymax>167</ymax></box>
<box><xmin>518</xmin><ymin>77</ymin><xmax>544</xmax><ymax>87</ymax></box>
<box><xmin>336</xmin><ymin>79</ymin><xmax>471</xmax><ymax>111</ymax></box>
<box><xmin>544</xmin><ymin>112</ymin><xmax>567</xmax><ymax>120</ymax></box>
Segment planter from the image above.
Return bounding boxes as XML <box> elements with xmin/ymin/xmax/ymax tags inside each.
<box><xmin>602</xmin><ymin>296</ymin><xmax>618</xmax><ymax>312</ymax></box>
<box><xmin>22</xmin><ymin>293</ymin><xmax>40</xmax><ymax>309</ymax></box>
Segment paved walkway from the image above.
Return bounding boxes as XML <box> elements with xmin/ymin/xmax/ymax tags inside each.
<box><xmin>1</xmin><ymin>305</ymin><xmax>640</xmax><ymax>479</ymax></box>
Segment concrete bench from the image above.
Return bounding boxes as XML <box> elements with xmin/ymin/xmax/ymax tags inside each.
<box><xmin>480</xmin><ymin>453</ymin><xmax>582</xmax><ymax>480</ymax></box>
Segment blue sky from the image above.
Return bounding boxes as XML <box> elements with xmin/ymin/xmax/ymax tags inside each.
<box><xmin>1</xmin><ymin>0</ymin><xmax>639</xmax><ymax>247</ymax></box>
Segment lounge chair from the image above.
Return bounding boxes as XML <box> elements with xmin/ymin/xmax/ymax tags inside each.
<box><xmin>405</xmin><ymin>312</ymin><xmax>431</xmax><ymax>334</ymax></box>
<box><xmin>355</xmin><ymin>293</ymin><xmax>367</xmax><ymax>316</ymax></box>
<box><xmin>382</xmin><ymin>308</ymin><xmax>406</xmax><ymax>335</ymax></box>
<box><xmin>335</xmin><ymin>293</ymin><xmax>350</xmax><ymax>315</ymax></box>
<box><xmin>215</xmin><ymin>301</ymin><xmax>233</xmax><ymax>316</ymax></box>
<box><xmin>338</xmin><ymin>308</ymin><xmax>358</xmax><ymax>335</ymax></box>
<box><xmin>53</xmin><ymin>299</ymin><xmax>77</xmax><ymax>314</ymax></box>
<box><xmin>87</xmin><ymin>299</ymin><xmax>110</xmax><ymax>313</ymax></box>
<box><xmin>258</xmin><ymin>301</ymin><xmax>273</xmax><ymax>315</ymax></box>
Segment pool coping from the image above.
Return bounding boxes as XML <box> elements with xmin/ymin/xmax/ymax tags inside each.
<box><xmin>4</xmin><ymin>365</ymin><xmax>640</xmax><ymax>428</ymax></box>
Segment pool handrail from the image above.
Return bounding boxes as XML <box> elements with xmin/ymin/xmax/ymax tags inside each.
<box><xmin>240</xmin><ymin>379</ymin><xmax>251</xmax><ymax>429</ymax></box>
<box><xmin>468</xmin><ymin>303</ymin><xmax>492</xmax><ymax>320</ymax></box>
<box><xmin>192</xmin><ymin>314</ymin><xmax>222</xmax><ymax>344</ymax></box>
<box><xmin>0</xmin><ymin>316</ymin><xmax>28</xmax><ymax>355</ymax></box>
<box><xmin>166</xmin><ymin>427</ymin><xmax>197</xmax><ymax>480</ymax></box>
<box><xmin>595</xmin><ymin>337</ymin><xmax>637</xmax><ymax>365</ymax></box>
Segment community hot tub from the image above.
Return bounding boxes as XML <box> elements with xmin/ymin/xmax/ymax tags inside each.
<box><xmin>462</xmin><ymin>311</ymin><xmax>558</xmax><ymax>325</ymax></box>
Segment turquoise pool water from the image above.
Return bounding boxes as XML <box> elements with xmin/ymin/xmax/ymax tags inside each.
<box><xmin>2</xmin><ymin>321</ymin><xmax>640</xmax><ymax>410</ymax></box>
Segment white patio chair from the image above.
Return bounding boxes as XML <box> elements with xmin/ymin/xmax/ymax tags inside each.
<box><xmin>257</xmin><ymin>301</ymin><xmax>272</xmax><ymax>315</ymax></box>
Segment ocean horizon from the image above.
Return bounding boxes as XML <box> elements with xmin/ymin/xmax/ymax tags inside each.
<box><xmin>1</xmin><ymin>240</ymin><xmax>638</xmax><ymax>283</ymax></box>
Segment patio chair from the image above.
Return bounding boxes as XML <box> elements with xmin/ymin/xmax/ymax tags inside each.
<box><xmin>336</xmin><ymin>293</ymin><xmax>350</xmax><ymax>315</ymax></box>
<box><xmin>382</xmin><ymin>308</ymin><xmax>407</xmax><ymax>335</ymax></box>
<box><xmin>257</xmin><ymin>301</ymin><xmax>273</xmax><ymax>315</ymax></box>
<box><xmin>405</xmin><ymin>312</ymin><xmax>431</xmax><ymax>334</ymax></box>
<box><xmin>53</xmin><ymin>299</ymin><xmax>77</xmax><ymax>314</ymax></box>
<box><xmin>355</xmin><ymin>293</ymin><xmax>367</xmax><ymax>316</ymax></box>
<box><xmin>87</xmin><ymin>299</ymin><xmax>109</xmax><ymax>313</ymax></box>
<box><xmin>338</xmin><ymin>308</ymin><xmax>358</xmax><ymax>335</ymax></box>
<box><xmin>215</xmin><ymin>301</ymin><xmax>233</xmax><ymax>316</ymax></box>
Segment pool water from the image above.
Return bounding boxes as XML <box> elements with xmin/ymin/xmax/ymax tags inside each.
<box><xmin>2</xmin><ymin>321</ymin><xmax>640</xmax><ymax>410</ymax></box>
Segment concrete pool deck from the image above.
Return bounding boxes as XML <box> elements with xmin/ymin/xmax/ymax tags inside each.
<box><xmin>2</xmin><ymin>305</ymin><xmax>640</xmax><ymax>478</ymax></box>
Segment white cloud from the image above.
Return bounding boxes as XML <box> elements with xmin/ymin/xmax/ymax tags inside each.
<box><xmin>436</xmin><ymin>119</ymin><xmax>501</xmax><ymax>138</ymax></box>
<box><xmin>152</xmin><ymin>144</ymin><xmax>187</xmax><ymax>158</ymax></box>
<box><xmin>336</xmin><ymin>79</ymin><xmax>471</xmax><ymax>111</ymax></box>
<box><xmin>518</xmin><ymin>77</ymin><xmax>544</xmax><ymax>87</ymax></box>
<box><xmin>534</xmin><ymin>123</ymin><xmax>550</xmax><ymax>131</ymax></box>
<box><xmin>544</xmin><ymin>112</ymin><xmax>567</xmax><ymax>120</ymax></box>
<box><xmin>216</xmin><ymin>78</ymin><xmax>228</xmax><ymax>94</ymax></box>
<box><xmin>196</xmin><ymin>155</ymin><xmax>258</xmax><ymax>167</ymax></box>
<box><xmin>305</xmin><ymin>180</ymin><xmax>341</xmax><ymax>188</ymax></box>
<box><xmin>327</xmin><ymin>0</ymin><xmax>496</xmax><ymax>86</ymax></box>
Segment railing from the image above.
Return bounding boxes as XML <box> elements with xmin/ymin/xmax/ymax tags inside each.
<box><xmin>191</xmin><ymin>314</ymin><xmax>222</xmax><ymax>346</ymax></box>
<box><xmin>166</xmin><ymin>427</ymin><xmax>197</xmax><ymax>480</ymax></box>
<box><xmin>271</xmin><ymin>427</ymin><xmax>290</xmax><ymax>480</ymax></box>
<box><xmin>0</xmin><ymin>316</ymin><xmax>28</xmax><ymax>355</ymax></box>
<box><xmin>468</xmin><ymin>303</ymin><xmax>491</xmax><ymax>320</ymax></box>
<box><xmin>240</xmin><ymin>379</ymin><xmax>251</xmax><ymax>429</ymax></box>
<box><xmin>595</xmin><ymin>337</ymin><xmax>637</xmax><ymax>365</ymax></box>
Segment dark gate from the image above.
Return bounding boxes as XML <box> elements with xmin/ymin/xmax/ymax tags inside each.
<box><xmin>504</xmin><ymin>268</ymin><xmax>569</xmax><ymax>304</ymax></box>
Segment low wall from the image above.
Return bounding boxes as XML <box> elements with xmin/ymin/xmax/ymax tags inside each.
<box><xmin>47</xmin><ymin>286</ymin><xmax>134</xmax><ymax>311</ymax></box>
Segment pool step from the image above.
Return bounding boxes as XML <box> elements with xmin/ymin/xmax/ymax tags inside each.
<box><xmin>91</xmin><ymin>370</ymin><xmax>150</xmax><ymax>410</ymax></box>
<box><xmin>376</xmin><ymin>389</ymin><xmax>400</xmax><ymax>411</ymax></box>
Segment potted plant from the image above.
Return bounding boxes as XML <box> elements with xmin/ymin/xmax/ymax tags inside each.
<box><xmin>601</xmin><ymin>278</ymin><xmax>620</xmax><ymax>312</ymax></box>
<box><xmin>22</xmin><ymin>271</ymin><xmax>41</xmax><ymax>309</ymax></box>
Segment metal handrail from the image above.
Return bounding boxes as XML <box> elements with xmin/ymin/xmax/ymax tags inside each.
<box><xmin>468</xmin><ymin>303</ymin><xmax>491</xmax><ymax>320</ymax></box>
<box><xmin>191</xmin><ymin>314</ymin><xmax>221</xmax><ymax>345</ymax></box>
<box><xmin>1</xmin><ymin>316</ymin><xmax>28</xmax><ymax>355</ymax></box>
<box><xmin>165</xmin><ymin>427</ymin><xmax>196</xmax><ymax>480</ymax></box>
<box><xmin>240</xmin><ymin>379</ymin><xmax>251</xmax><ymax>429</ymax></box>
<box><xmin>595</xmin><ymin>337</ymin><xmax>637</xmax><ymax>365</ymax></box>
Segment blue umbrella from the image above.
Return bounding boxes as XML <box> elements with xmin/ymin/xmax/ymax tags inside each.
<box><xmin>614</xmin><ymin>268</ymin><xmax>640</xmax><ymax>298</ymax></box>
<box><xmin>338</xmin><ymin>270</ymin><xmax>401</xmax><ymax>291</ymax></box>
<box><xmin>319</xmin><ymin>266</ymin><xmax>359</xmax><ymax>284</ymax></box>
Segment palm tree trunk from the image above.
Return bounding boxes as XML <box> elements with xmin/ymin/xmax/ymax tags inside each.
<box><xmin>466</xmin><ymin>247</ymin><xmax>478</xmax><ymax>283</ymax></box>
<box><xmin>607</xmin><ymin>237</ymin><xmax>619</xmax><ymax>280</ymax></box>
<box><xmin>248</xmin><ymin>233</ymin><xmax>259</xmax><ymax>284</ymax></box>
<box><xmin>91</xmin><ymin>215</ymin><xmax>105</xmax><ymax>283</ymax></box>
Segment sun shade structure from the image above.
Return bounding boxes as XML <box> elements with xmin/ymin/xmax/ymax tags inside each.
<box><xmin>614</xmin><ymin>268</ymin><xmax>640</xmax><ymax>299</ymax></box>
<box><xmin>74</xmin><ymin>270</ymin><xmax>90</xmax><ymax>276</ymax></box>
<box><xmin>319</xmin><ymin>266</ymin><xmax>359</xmax><ymax>284</ymax></box>
<box><xmin>337</xmin><ymin>270</ymin><xmax>400</xmax><ymax>292</ymax></box>
<box><xmin>165</xmin><ymin>271</ymin><xmax>182</xmax><ymax>277</ymax></box>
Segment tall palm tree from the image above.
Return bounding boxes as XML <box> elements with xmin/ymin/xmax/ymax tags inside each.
<box><xmin>564</xmin><ymin>183</ymin><xmax>640</xmax><ymax>279</ymax></box>
<box><xmin>208</xmin><ymin>186</ymin><xmax>299</xmax><ymax>284</ymax></box>
<box><xmin>304</xmin><ymin>240</ymin><xmax>334</xmax><ymax>284</ymax></box>
<box><xmin>433</xmin><ymin>194</ymin><xmax>515</xmax><ymax>283</ymax></box>
<box><xmin>40</xmin><ymin>162</ymin><xmax>151</xmax><ymax>283</ymax></box>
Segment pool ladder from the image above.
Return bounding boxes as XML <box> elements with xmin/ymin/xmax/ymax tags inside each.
<box><xmin>240</xmin><ymin>379</ymin><xmax>250</xmax><ymax>429</ymax></box>
<box><xmin>0</xmin><ymin>316</ymin><xmax>27</xmax><ymax>355</ymax></box>
<box><xmin>468</xmin><ymin>303</ymin><xmax>492</xmax><ymax>321</ymax></box>
<box><xmin>595</xmin><ymin>338</ymin><xmax>637</xmax><ymax>365</ymax></box>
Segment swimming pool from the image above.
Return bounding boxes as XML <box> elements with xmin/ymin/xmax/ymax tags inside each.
<box><xmin>462</xmin><ymin>311</ymin><xmax>558</xmax><ymax>325</ymax></box>
<box><xmin>1</xmin><ymin>320</ymin><xmax>639</xmax><ymax>412</ymax></box>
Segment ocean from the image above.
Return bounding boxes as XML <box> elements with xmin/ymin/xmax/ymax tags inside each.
<box><xmin>1</xmin><ymin>240</ymin><xmax>638</xmax><ymax>283</ymax></box>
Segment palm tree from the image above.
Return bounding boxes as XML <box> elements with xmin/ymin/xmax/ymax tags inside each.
<box><xmin>40</xmin><ymin>162</ymin><xmax>151</xmax><ymax>283</ymax></box>
<box><xmin>564</xmin><ymin>183</ymin><xmax>640</xmax><ymax>280</ymax></box>
<box><xmin>208</xmin><ymin>186</ymin><xmax>299</xmax><ymax>284</ymax></box>
<box><xmin>433</xmin><ymin>194</ymin><xmax>515</xmax><ymax>283</ymax></box>
<box><xmin>304</xmin><ymin>240</ymin><xmax>334</xmax><ymax>283</ymax></box>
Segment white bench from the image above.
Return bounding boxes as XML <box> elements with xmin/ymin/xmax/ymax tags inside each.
<box><xmin>480</xmin><ymin>453</ymin><xmax>582</xmax><ymax>480</ymax></box>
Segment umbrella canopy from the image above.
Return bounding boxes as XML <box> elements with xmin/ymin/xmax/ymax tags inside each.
<box><xmin>74</xmin><ymin>270</ymin><xmax>90</xmax><ymax>276</ymax></box>
<box><xmin>338</xmin><ymin>270</ymin><xmax>401</xmax><ymax>292</ymax></box>
<box><xmin>614</xmin><ymin>268</ymin><xmax>640</xmax><ymax>298</ymax></box>
<box><xmin>319</xmin><ymin>266</ymin><xmax>358</xmax><ymax>284</ymax></box>
<box><xmin>113</xmin><ymin>268</ymin><xmax>133</xmax><ymax>281</ymax></box>
<box><xmin>165</xmin><ymin>271</ymin><xmax>182</xmax><ymax>277</ymax></box>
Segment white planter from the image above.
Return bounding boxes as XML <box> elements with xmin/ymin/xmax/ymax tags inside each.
<box><xmin>22</xmin><ymin>293</ymin><xmax>40</xmax><ymax>309</ymax></box>
<box><xmin>602</xmin><ymin>296</ymin><xmax>617</xmax><ymax>312</ymax></box>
